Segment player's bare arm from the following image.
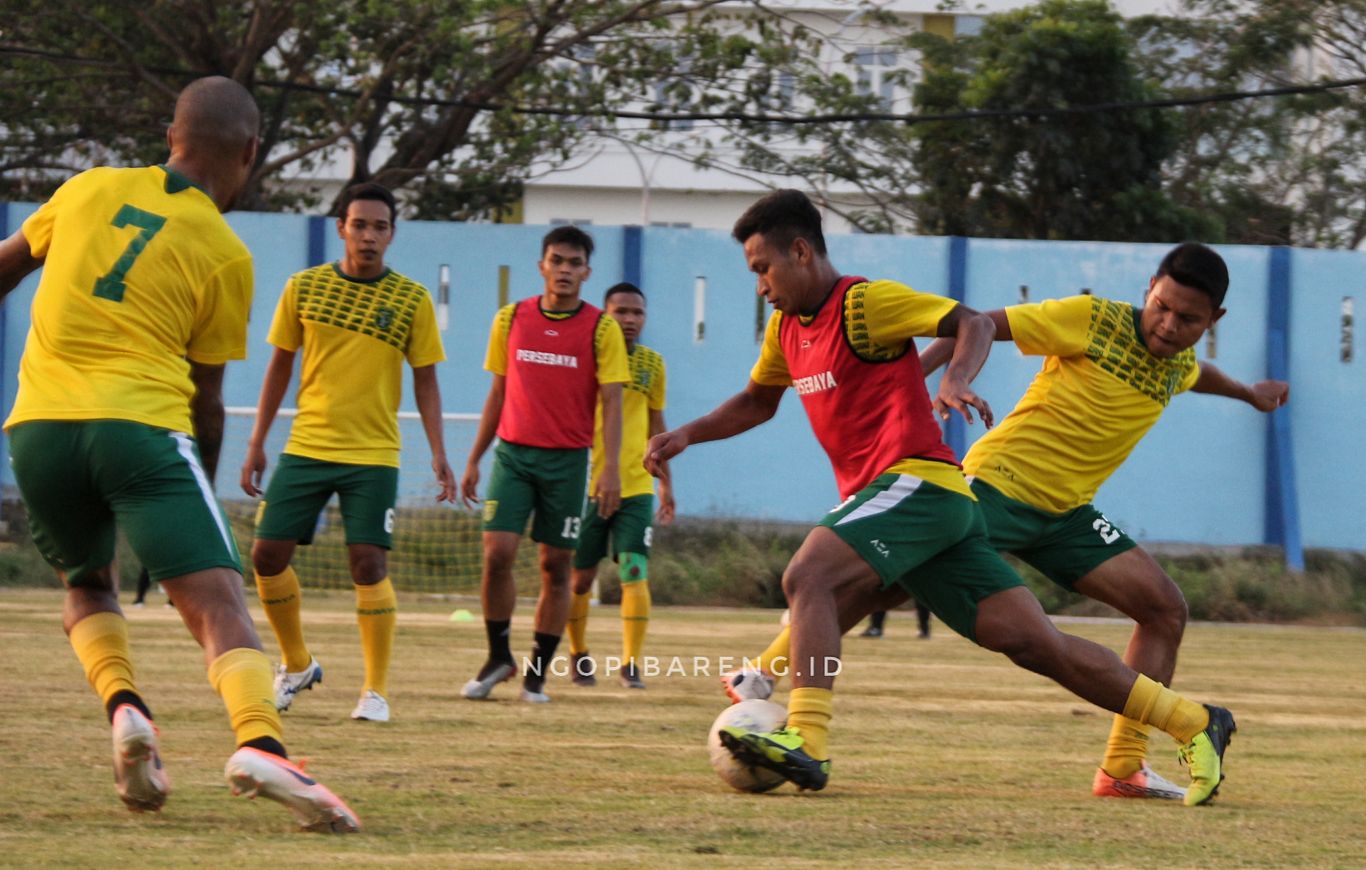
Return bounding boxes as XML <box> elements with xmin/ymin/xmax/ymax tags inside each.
<box><xmin>0</xmin><ymin>230</ymin><xmax>42</xmax><ymax>299</ymax></box>
<box><xmin>932</xmin><ymin>304</ymin><xmax>997</xmax><ymax>428</ymax></box>
<box><xmin>188</xmin><ymin>361</ymin><xmax>227</xmax><ymax>483</ymax></box>
<box><xmin>460</xmin><ymin>374</ymin><xmax>506</xmax><ymax>508</ymax></box>
<box><xmin>919</xmin><ymin>308</ymin><xmax>1011</xmax><ymax>375</ymax></box>
<box><xmin>645</xmin><ymin>380</ymin><xmax>785</xmax><ymax>475</ymax></box>
<box><xmin>239</xmin><ymin>346</ymin><xmax>296</xmax><ymax>496</ymax></box>
<box><xmin>1192</xmin><ymin>362</ymin><xmax>1289</xmax><ymax>412</ymax></box>
<box><xmin>413</xmin><ymin>364</ymin><xmax>457</xmax><ymax>502</ymax></box>
<box><xmin>648</xmin><ymin>408</ymin><xmax>676</xmax><ymax>525</ymax></box>
<box><xmin>595</xmin><ymin>381</ymin><xmax>624</xmax><ymax>518</ymax></box>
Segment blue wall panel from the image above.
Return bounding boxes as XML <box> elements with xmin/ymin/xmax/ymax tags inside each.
<box><xmin>1</xmin><ymin>205</ymin><xmax>1360</xmax><ymax>551</ymax></box>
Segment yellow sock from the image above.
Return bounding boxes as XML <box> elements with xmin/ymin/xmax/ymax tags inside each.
<box><xmin>356</xmin><ymin>578</ymin><xmax>397</xmax><ymax>696</ymax></box>
<box><xmin>621</xmin><ymin>581</ymin><xmax>650</xmax><ymax>666</ymax></box>
<box><xmin>787</xmin><ymin>687</ymin><xmax>833</xmax><ymax>761</ymax></box>
<box><xmin>255</xmin><ymin>566</ymin><xmax>310</xmax><ymax>672</ymax></box>
<box><xmin>567</xmin><ymin>590</ymin><xmax>591</xmax><ymax>655</ymax></box>
<box><xmin>208</xmin><ymin>648</ymin><xmax>283</xmax><ymax>746</ymax></box>
<box><xmin>1122</xmin><ymin>674</ymin><xmax>1210</xmax><ymax>745</ymax></box>
<box><xmin>1101</xmin><ymin>714</ymin><xmax>1153</xmax><ymax>779</ymax></box>
<box><xmin>755</xmin><ymin>626</ymin><xmax>791</xmax><ymax>681</ymax></box>
<box><xmin>69</xmin><ymin>612</ymin><xmax>137</xmax><ymax>705</ymax></box>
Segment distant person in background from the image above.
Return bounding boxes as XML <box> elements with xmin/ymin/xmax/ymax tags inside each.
<box><xmin>459</xmin><ymin>226</ymin><xmax>628</xmax><ymax>703</ymax></box>
<box><xmin>0</xmin><ymin>76</ymin><xmax>357</xmax><ymax>831</ymax></box>
<box><xmin>132</xmin><ymin>567</ymin><xmax>173</xmax><ymax>608</ymax></box>
<box><xmin>859</xmin><ymin>601</ymin><xmax>931</xmax><ymax>639</ymax></box>
<box><xmin>241</xmin><ymin>181</ymin><xmax>455</xmax><ymax>725</ymax></box>
<box><xmin>566</xmin><ymin>282</ymin><xmax>674</xmax><ymax>689</ymax></box>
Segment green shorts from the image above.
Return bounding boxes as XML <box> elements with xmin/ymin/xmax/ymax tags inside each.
<box><xmin>8</xmin><ymin>420</ymin><xmax>242</xmax><ymax>585</ymax></box>
<box><xmin>255</xmin><ymin>454</ymin><xmax>398</xmax><ymax>548</ymax></box>
<box><xmin>970</xmin><ymin>479</ymin><xmax>1137</xmax><ymax>590</ymax></box>
<box><xmin>482</xmin><ymin>440</ymin><xmax>589</xmax><ymax>549</ymax></box>
<box><xmin>821</xmin><ymin>474</ymin><xmax>1023</xmax><ymax>642</ymax></box>
<box><xmin>574</xmin><ymin>493</ymin><xmax>654</xmax><ymax>569</ymax></box>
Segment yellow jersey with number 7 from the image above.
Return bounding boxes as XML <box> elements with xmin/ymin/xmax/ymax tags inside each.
<box><xmin>4</xmin><ymin>165</ymin><xmax>253</xmax><ymax>434</ymax></box>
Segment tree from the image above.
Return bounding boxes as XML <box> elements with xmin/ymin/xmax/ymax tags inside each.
<box><xmin>1132</xmin><ymin>0</ymin><xmax>1366</xmax><ymax>248</ymax></box>
<box><xmin>0</xmin><ymin>0</ymin><xmax>796</xmax><ymax>219</ymax></box>
<box><xmin>906</xmin><ymin>0</ymin><xmax>1217</xmax><ymax>241</ymax></box>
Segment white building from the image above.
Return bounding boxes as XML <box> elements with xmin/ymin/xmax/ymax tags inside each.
<box><xmin>520</xmin><ymin>0</ymin><xmax>1186</xmax><ymax>232</ymax></box>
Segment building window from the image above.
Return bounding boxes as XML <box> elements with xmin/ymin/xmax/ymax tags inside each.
<box><xmin>855</xmin><ymin>47</ymin><xmax>900</xmax><ymax>107</ymax></box>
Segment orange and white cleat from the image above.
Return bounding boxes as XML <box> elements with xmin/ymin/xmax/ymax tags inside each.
<box><xmin>1092</xmin><ymin>763</ymin><xmax>1187</xmax><ymax>801</ymax></box>
<box><xmin>225</xmin><ymin>747</ymin><xmax>360</xmax><ymax>833</ymax></box>
<box><xmin>111</xmin><ymin>704</ymin><xmax>171</xmax><ymax>812</ymax></box>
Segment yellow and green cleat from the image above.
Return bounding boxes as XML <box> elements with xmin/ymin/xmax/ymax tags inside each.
<box><xmin>1179</xmin><ymin>704</ymin><xmax>1237</xmax><ymax>806</ymax></box>
<box><xmin>718</xmin><ymin>726</ymin><xmax>830</xmax><ymax>791</ymax></box>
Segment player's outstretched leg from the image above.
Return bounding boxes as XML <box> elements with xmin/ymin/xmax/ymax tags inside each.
<box><xmin>974</xmin><ymin>588</ymin><xmax>1235</xmax><ymax>806</ymax></box>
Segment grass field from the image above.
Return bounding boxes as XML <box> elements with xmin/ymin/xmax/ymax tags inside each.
<box><xmin>1</xmin><ymin>587</ymin><xmax>1363</xmax><ymax>868</ymax></box>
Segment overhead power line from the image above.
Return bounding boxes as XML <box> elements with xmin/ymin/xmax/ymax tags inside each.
<box><xmin>2</xmin><ymin>45</ymin><xmax>1363</xmax><ymax>127</ymax></box>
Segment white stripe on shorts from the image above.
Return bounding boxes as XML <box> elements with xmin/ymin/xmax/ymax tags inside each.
<box><xmin>171</xmin><ymin>431</ymin><xmax>237</xmax><ymax>557</ymax></box>
<box><xmin>833</xmin><ymin>474</ymin><xmax>923</xmax><ymax>527</ymax></box>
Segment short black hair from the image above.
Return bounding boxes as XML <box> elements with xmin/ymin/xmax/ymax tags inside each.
<box><xmin>337</xmin><ymin>182</ymin><xmax>397</xmax><ymax>224</ymax></box>
<box><xmin>604</xmin><ymin>282</ymin><xmax>645</xmax><ymax>305</ymax></box>
<box><xmin>542</xmin><ymin>225</ymin><xmax>594</xmax><ymax>262</ymax></box>
<box><xmin>731</xmin><ymin>189</ymin><xmax>828</xmax><ymax>257</ymax></box>
<box><xmin>1156</xmin><ymin>242</ymin><xmax>1229</xmax><ymax>308</ymax></box>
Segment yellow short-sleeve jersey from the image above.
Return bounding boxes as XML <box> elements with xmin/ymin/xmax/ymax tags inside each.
<box><xmin>483</xmin><ymin>300</ymin><xmax>629</xmax><ymax>384</ymax></box>
<box><xmin>590</xmin><ymin>344</ymin><xmax>666</xmax><ymax>498</ymax></box>
<box><xmin>750</xmin><ymin>279</ymin><xmax>970</xmax><ymax>497</ymax></box>
<box><xmin>269</xmin><ymin>264</ymin><xmax>445</xmax><ymax>467</ymax></box>
<box><xmin>964</xmin><ymin>295</ymin><xmax>1200</xmax><ymax>513</ymax></box>
<box><xmin>5</xmin><ymin>166</ymin><xmax>252</xmax><ymax>434</ymax></box>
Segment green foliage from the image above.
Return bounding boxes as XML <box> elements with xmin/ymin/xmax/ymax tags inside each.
<box><xmin>910</xmin><ymin>0</ymin><xmax>1218</xmax><ymax>241</ymax></box>
<box><xmin>0</xmin><ymin>0</ymin><xmax>789</xmax><ymax>220</ymax></box>
<box><xmin>1133</xmin><ymin>0</ymin><xmax>1366</xmax><ymax>248</ymax></box>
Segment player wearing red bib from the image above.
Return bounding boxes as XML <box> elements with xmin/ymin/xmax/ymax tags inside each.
<box><xmin>460</xmin><ymin>226</ymin><xmax>629</xmax><ymax>703</ymax></box>
<box><xmin>648</xmin><ymin>190</ymin><xmax>1235</xmax><ymax>805</ymax></box>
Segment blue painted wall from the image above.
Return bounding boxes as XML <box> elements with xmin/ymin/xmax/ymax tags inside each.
<box><xmin>2</xmin><ymin>204</ymin><xmax>1361</xmax><ymax>551</ymax></box>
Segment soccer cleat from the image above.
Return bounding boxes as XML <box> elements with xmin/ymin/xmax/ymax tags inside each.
<box><xmin>111</xmin><ymin>704</ymin><xmax>170</xmax><ymax>812</ymax></box>
<box><xmin>225</xmin><ymin>747</ymin><xmax>360</xmax><ymax>833</ymax></box>
<box><xmin>350</xmin><ymin>690</ymin><xmax>390</xmax><ymax>722</ymax></box>
<box><xmin>1092</xmin><ymin>763</ymin><xmax>1187</xmax><ymax>801</ymax></box>
<box><xmin>274</xmin><ymin>657</ymin><xmax>323</xmax><ymax>712</ymax></box>
<box><xmin>718</xmin><ymin>726</ymin><xmax>830</xmax><ymax>791</ymax></box>
<box><xmin>721</xmin><ymin>665</ymin><xmax>775</xmax><ymax>704</ymax></box>
<box><xmin>461</xmin><ymin>659</ymin><xmax>516</xmax><ymax>700</ymax></box>
<box><xmin>520</xmin><ymin>680</ymin><xmax>551</xmax><ymax>704</ymax></box>
<box><xmin>1179</xmin><ymin>704</ymin><xmax>1237</xmax><ymax>806</ymax></box>
<box><xmin>620</xmin><ymin>663</ymin><xmax>646</xmax><ymax>689</ymax></box>
<box><xmin>571</xmin><ymin>652</ymin><xmax>597</xmax><ymax>687</ymax></box>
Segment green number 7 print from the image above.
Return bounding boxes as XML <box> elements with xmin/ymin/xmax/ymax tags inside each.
<box><xmin>92</xmin><ymin>205</ymin><xmax>167</xmax><ymax>302</ymax></box>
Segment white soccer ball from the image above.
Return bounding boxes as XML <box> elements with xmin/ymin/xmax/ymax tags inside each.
<box><xmin>707</xmin><ymin>699</ymin><xmax>788</xmax><ymax>793</ymax></box>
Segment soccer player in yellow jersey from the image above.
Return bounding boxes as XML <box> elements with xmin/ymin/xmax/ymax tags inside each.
<box><xmin>566</xmin><ymin>283</ymin><xmax>674</xmax><ymax>689</ymax></box>
<box><xmin>0</xmin><ymin>77</ymin><xmax>358</xmax><ymax>831</ymax></box>
<box><xmin>459</xmin><ymin>226</ymin><xmax>629</xmax><ymax>703</ymax></box>
<box><xmin>650</xmin><ymin>190</ymin><xmax>1234</xmax><ymax>804</ymax></box>
<box><xmin>240</xmin><ymin>182</ymin><xmax>456</xmax><ymax>725</ymax></box>
<box><xmin>916</xmin><ymin>242</ymin><xmax>1286</xmax><ymax>800</ymax></box>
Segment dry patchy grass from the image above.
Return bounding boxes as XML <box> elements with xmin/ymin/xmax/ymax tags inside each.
<box><xmin>0</xmin><ymin>588</ymin><xmax>1362</xmax><ymax>868</ymax></box>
